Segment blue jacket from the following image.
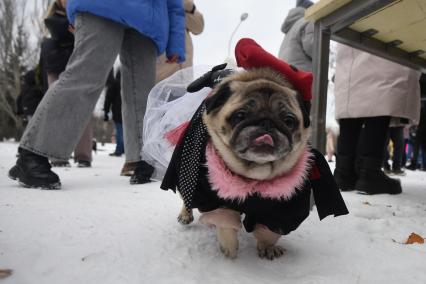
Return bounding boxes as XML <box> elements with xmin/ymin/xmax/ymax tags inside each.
<box><xmin>67</xmin><ymin>0</ymin><xmax>186</xmax><ymax>63</ymax></box>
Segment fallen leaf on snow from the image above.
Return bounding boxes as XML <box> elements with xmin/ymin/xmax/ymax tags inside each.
<box><xmin>0</xmin><ymin>269</ymin><xmax>13</xmax><ymax>279</ymax></box>
<box><xmin>362</xmin><ymin>201</ymin><xmax>371</xmax><ymax>206</ymax></box>
<box><xmin>405</xmin><ymin>233</ymin><xmax>425</xmax><ymax>244</ymax></box>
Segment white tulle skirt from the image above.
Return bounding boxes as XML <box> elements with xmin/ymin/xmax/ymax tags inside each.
<box><xmin>141</xmin><ymin>66</ymin><xmax>213</xmax><ymax>180</ymax></box>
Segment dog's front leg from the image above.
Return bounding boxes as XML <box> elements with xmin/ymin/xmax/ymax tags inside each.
<box><xmin>217</xmin><ymin>227</ymin><xmax>239</xmax><ymax>258</ymax></box>
<box><xmin>199</xmin><ymin>208</ymin><xmax>242</xmax><ymax>259</ymax></box>
<box><xmin>177</xmin><ymin>204</ymin><xmax>194</xmax><ymax>225</ymax></box>
<box><xmin>253</xmin><ymin>224</ymin><xmax>285</xmax><ymax>260</ymax></box>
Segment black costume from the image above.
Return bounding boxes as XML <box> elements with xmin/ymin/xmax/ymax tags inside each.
<box><xmin>161</xmin><ymin>103</ymin><xmax>349</xmax><ymax>235</ymax></box>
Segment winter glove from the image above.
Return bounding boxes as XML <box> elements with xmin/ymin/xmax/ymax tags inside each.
<box><xmin>187</xmin><ymin>63</ymin><xmax>234</xmax><ymax>93</ymax></box>
<box><xmin>166</xmin><ymin>54</ymin><xmax>179</xmax><ymax>64</ymax></box>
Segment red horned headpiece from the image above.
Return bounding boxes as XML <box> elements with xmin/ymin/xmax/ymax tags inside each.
<box><xmin>235</xmin><ymin>38</ymin><xmax>313</xmax><ymax>102</ymax></box>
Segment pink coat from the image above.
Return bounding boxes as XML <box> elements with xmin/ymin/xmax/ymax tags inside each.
<box><xmin>334</xmin><ymin>44</ymin><xmax>421</xmax><ymax>123</ymax></box>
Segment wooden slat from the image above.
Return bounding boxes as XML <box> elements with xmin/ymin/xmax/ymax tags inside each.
<box><xmin>350</xmin><ymin>0</ymin><xmax>426</xmax><ymax>59</ymax></box>
<box><xmin>305</xmin><ymin>0</ymin><xmax>352</xmax><ymax>21</ymax></box>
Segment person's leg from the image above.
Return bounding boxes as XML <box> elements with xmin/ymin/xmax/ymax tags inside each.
<box><xmin>20</xmin><ymin>13</ymin><xmax>124</xmax><ymax>160</ymax></box>
<box><xmin>46</xmin><ymin>72</ymin><xmax>71</xmax><ymax>167</ymax></box>
<box><xmin>334</xmin><ymin>118</ymin><xmax>363</xmax><ymax>191</ymax></box>
<box><xmin>391</xmin><ymin>126</ymin><xmax>405</xmax><ymax>174</ymax></box>
<box><xmin>356</xmin><ymin>116</ymin><xmax>401</xmax><ymax>194</ymax></box>
<box><xmin>337</xmin><ymin>118</ymin><xmax>364</xmax><ymax>156</ymax></box>
<box><xmin>74</xmin><ymin>119</ymin><xmax>93</xmax><ymax>166</ymax></box>
<box><xmin>407</xmin><ymin>139</ymin><xmax>413</xmax><ymax>160</ymax></box>
<box><xmin>421</xmin><ymin>141</ymin><xmax>426</xmax><ymax>170</ymax></box>
<box><xmin>119</xmin><ymin>29</ymin><xmax>157</xmax><ymax>184</ymax></box>
<box><xmin>402</xmin><ymin>138</ymin><xmax>408</xmax><ymax>166</ymax></box>
<box><xmin>47</xmin><ymin>73</ymin><xmax>59</xmax><ymax>87</ymax></box>
<box><xmin>383</xmin><ymin>129</ymin><xmax>391</xmax><ymax>173</ymax></box>
<box><xmin>10</xmin><ymin>13</ymin><xmax>125</xmax><ymax>188</ymax></box>
<box><xmin>358</xmin><ymin>116</ymin><xmax>391</xmax><ymax>158</ymax></box>
<box><xmin>120</xmin><ymin>29</ymin><xmax>157</xmax><ymax>162</ymax></box>
<box><xmin>408</xmin><ymin>138</ymin><xmax>420</xmax><ymax>170</ymax></box>
<box><xmin>326</xmin><ymin>130</ymin><xmax>335</xmax><ymax>162</ymax></box>
<box><xmin>115</xmin><ymin>122</ymin><xmax>124</xmax><ymax>154</ymax></box>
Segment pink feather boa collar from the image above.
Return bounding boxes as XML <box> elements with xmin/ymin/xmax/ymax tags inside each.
<box><xmin>205</xmin><ymin>142</ymin><xmax>311</xmax><ymax>201</ymax></box>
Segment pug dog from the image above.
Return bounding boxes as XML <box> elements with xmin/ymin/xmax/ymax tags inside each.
<box><xmin>170</xmin><ymin>67</ymin><xmax>311</xmax><ymax>259</ymax></box>
<box><xmin>161</xmin><ymin>39</ymin><xmax>348</xmax><ymax>260</ymax></box>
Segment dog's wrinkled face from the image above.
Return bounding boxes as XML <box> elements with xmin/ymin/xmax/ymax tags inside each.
<box><xmin>203</xmin><ymin>68</ymin><xmax>310</xmax><ymax>180</ymax></box>
<box><xmin>227</xmin><ymin>89</ymin><xmax>299</xmax><ymax>163</ymax></box>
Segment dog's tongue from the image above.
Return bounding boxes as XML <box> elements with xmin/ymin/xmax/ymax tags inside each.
<box><xmin>253</xmin><ymin>134</ymin><xmax>274</xmax><ymax>146</ymax></box>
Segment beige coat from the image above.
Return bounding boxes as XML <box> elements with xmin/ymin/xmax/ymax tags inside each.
<box><xmin>156</xmin><ymin>0</ymin><xmax>204</xmax><ymax>82</ymax></box>
<box><xmin>334</xmin><ymin>44</ymin><xmax>421</xmax><ymax>123</ymax></box>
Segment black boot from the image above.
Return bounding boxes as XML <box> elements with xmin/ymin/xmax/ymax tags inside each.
<box><xmin>405</xmin><ymin>159</ymin><xmax>418</xmax><ymax>171</ymax></box>
<box><xmin>8</xmin><ymin>148</ymin><xmax>61</xmax><ymax>190</ymax></box>
<box><xmin>355</xmin><ymin>157</ymin><xmax>401</xmax><ymax>195</ymax></box>
<box><xmin>334</xmin><ymin>155</ymin><xmax>357</xmax><ymax>191</ymax></box>
<box><xmin>130</xmin><ymin>160</ymin><xmax>154</xmax><ymax>185</ymax></box>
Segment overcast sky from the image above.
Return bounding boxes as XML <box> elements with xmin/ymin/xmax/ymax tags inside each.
<box><xmin>193</xmin><ymin>0</ymin><xmax>298</xmax><ymax>66</ymax></box>
<box><xmin>24</xmin><ymin>0</ymin><xmax>314</xmax><ymax>65</ymax></box>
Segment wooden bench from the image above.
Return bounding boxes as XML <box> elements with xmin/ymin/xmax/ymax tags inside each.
<box><xmin>306</xmin><ymin>0</ymin><xmax>426</xmax><ymax>151</ymax></box>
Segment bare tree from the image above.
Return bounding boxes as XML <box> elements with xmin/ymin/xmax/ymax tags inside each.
<box><xmin>0</xmin><ymin>0</ymin><xmax>25</xmax><ymax>133</ymax></box>
<box><xmin>0</xmin><ymin>0</ymin><xmax>50</xmax><ymax>139</ymax></box>
<box><xmin>29</xmin><ymin>0</ymin><xmax>52</xmax><ymax>62</ymax></box>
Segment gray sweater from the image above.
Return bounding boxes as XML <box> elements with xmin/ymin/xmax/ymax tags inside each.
<box><xmin>278</xmin><ymin>7</ymin><xmax>314</xmax><ymax>72</ymax></box>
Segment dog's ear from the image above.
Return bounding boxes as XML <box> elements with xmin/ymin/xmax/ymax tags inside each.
<box><xmin>205</xmin><ymin>82</ymin><xmax>233</xmax><ymax>114</ymax></box>
<box><xmin>295</xmin><ymin>93</ymin><xmax>311</xmax><ymax>128</ymax></box>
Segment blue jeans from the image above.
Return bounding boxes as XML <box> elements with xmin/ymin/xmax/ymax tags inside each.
<box><xmin>115</xmin><ymin>122</ymin><xmax>124</xmax><ymax>154</ymax></box>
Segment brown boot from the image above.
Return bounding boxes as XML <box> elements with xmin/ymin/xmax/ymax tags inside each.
<box><xmin>120</xmin><ymin>162</ymin><xmax>138</xmax><ymax>176</ymax></box>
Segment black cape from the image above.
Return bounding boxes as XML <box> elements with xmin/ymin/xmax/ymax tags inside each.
<box><xmin>161</xmin><ymin>103</ymin><xmax>348</xmax><ymax>235</ymax></box>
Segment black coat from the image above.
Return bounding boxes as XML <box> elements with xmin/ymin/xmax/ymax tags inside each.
<box><xmin>161</xmin><ymin>103</ymin><xmax>349</xmax><ymax>235</ymax></box>
<box><xmin>16</xmin><ymin>69</ymin><xmax>44</xmax><ymax>116</ymax></box>
<box><xmin>104</xmin><ymin>70</ymin><xmax>122</xmax><ymax>123</ymax></box>
<box><xmin>41</xmin><ymin>9</ymin><xmax>74</xmax><ymax>75</ymax></box>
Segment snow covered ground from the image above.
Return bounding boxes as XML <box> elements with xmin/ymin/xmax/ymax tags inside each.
<box><xmin>1</xmin><ymin>141</ymin><xmax>425</xmax><ymax>284</ymax></box>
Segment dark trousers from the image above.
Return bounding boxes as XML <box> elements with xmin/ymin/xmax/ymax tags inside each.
<box><xmin>411</xmin><ymin>136</ymin><xmax>426</xmax><ymax>167</ymax></box>
<box><xmin>337</xmin><ymin>116</ymin><xmax>391</xmax><ymax>159</ymax></box>
<box><xmin>114</xmin><ymin>122</ymin><xmax>124</xmax><ymax>154</ymax></box>
<box><xmin>384</xmin><ymin>126</ymin><xmax>404</xmax><ymax>169</ymax></box>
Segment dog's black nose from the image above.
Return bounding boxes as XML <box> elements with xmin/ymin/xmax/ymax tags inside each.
<box><xmin>260</xmin><ymin>119</ymin><xmax>272</xmax><ymax>131</ymax></box>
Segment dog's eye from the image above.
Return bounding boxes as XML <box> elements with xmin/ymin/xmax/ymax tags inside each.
<box><xmin>230</xmin><ymin>110</ymin><xmax>246</xmax><ymax>125</ymax></box>
<box><xmin>283</xmin><ymin>114</ymin><xmax>296</xmax><ymax>129</ymax></box>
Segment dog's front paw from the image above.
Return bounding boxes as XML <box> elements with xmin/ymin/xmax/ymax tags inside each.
<box><xmin>220</xmin><ymin>243</ymin><xmax>238</xmax><ymax>259</ymax></box>
<box><xmin>177</xmin><ymin>206</ymin><xmax>194</xmax><ymax>225</ymax></box>
<box><xmin>257</xmin><ymin>245</ymin><xmax>285</xmax><ymax>260</ymax></box>
<box><xmin>217</xmin><ymin>228</ymin><xmax>239</xmax><ymax>259</ymax></box>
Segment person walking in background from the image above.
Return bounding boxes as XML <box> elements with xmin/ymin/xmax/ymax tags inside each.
<box><xmin>41</xmin><ymin>0</ymin><xmax>93</xmax><ymax>168</ymax></box>
<box><xmin>406</xmin><ymin>98</ymin><xmax>426</xmax><ymax>170</ymax></box>
<box><xmin>104</xmin><ymin>69</ymin><xmax>124</xmax><ymax>157</ymax></box>
<box><xmin>326</xmin><ymin>126</ymin><xmax>338</xmax><ymax>162</ymax></box>
<box><xmin>333</xmin><ymin>44</ymin><xmax>421</xmax><ymax>195</ymax></box>
<box><xmin>16</xmin><ymin>68</ymin><xmax>45</xmax><ymax>128</ymax></box>
<box><xmin>8</xmin><ymin>0</ymin><xmax>185</xmax><ymax>189</ymax></box>
<box><xmin>278</xmin><ymin>0</ymin><xmax>314</xmax><ymax>72</ymax></box>
<box><xmin>383</xmin><ymin>120</ymin><xmax>407</xmax><ymax>176</ymax></box>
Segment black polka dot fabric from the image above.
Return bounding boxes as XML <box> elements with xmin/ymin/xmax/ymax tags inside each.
<box><xmin>177</xmin><ymin>104</ymin><xmax>208</xmax><ymax>209</ymax></box>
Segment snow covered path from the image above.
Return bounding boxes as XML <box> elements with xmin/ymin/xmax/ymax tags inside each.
<box><xmin>1</xmin><ymin>141</ymin><xmax>425</xmax><ymax>284</ymax></box>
